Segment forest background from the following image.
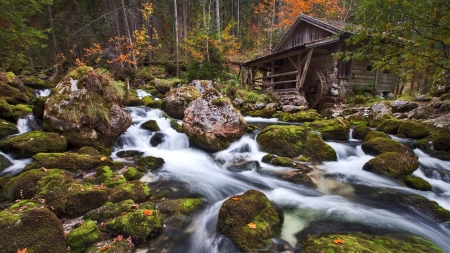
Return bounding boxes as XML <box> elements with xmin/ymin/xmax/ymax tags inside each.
<box><xmin>0</xmin><ymin>0</ymin><xmax>448</xmax><ymax>93</ymax></box>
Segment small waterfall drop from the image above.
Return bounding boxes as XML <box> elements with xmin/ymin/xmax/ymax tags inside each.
<box><xmin>35</xmin><ymin>89</ymin><xmax>51</xmax><ymax>97</ymax></box>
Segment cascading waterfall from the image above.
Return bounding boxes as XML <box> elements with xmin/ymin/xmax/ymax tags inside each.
<box><xmin>35</xmin><ymin>88</ymin><xmax>52</xmax><ymax>97</ymax></box>
<box><xmin>114</xmin><ymin>105</ymin><xmax>450</xmax><ymax>252</ymax></box>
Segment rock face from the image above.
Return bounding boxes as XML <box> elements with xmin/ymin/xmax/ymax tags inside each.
<box><xmin>163</xmin><ymin>86</ymin><xmax>202</xmax><ymax>119</ymax></box>
<box><xmin>0</xmin><ymin>131</ymin><xmax>68</xmax><ymax>158</ymax></box>
<box><xmin>43</xmin><ymin>67</ymin><xmax>132</xmax><ymax>150</ymax></box>
<box><xmin>390</xmin><ymin>100</ymin><xmax>418</xmax><ymax>113</ymax></box>
<box><xmin>216</xmin><ymin>190</ymin><xmax>280</xmax><ymax>252</ymax></box>
<box><xmin>183</xmin><ymin>89</ymin><xmax>247</xmax><ymax>152</ymax></box>
<box><xmin>188</xmin><ymin>79</ymin><xmax>213</xmax><ymax>93</ymax></box>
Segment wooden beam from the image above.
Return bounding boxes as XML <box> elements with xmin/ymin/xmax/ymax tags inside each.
<box><xmin>253</xmin><ymin>71</ymin><xmax>298</xmax><ymax>81</ymax></box>
<box><xmin>288</xmin><ymin>56</ymin><xmax>297</xmax><ymax>70</ymax></box>
<box><xmin>253</xmin><ymin>79</ymin><xmax>298</xmax><ymax>86</ymax></box>
<box><xmin>298</xmin><ymin>49</ymin><xmax>313</xmax><ymax>89</ymax></box>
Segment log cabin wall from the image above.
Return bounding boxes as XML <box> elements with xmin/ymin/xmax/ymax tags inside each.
<box><xmin>275</xmin><ymin>22</ymin><xmax>333</xmax><ymax>52</ymax></box>
<box><xmin>346</xmin><ymin>60</ymin><xmax>396</xmax><ymax>94</ymax></box>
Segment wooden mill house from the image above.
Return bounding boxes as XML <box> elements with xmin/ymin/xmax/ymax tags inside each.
<box><xmin>242</xmin><ymin>14</ymin><xmax>396</xmax><ymax>108</ymax></box>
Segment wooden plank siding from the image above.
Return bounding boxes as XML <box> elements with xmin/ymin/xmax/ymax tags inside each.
<box><xmin>275</xmin><ymin>22</ymin><xmax>333</xmax><ymax>52</ymax></box>
<box><xmin>347</xmin><ymin>60</ymin><xmax>396</xmax><ymax>92</ymax></box>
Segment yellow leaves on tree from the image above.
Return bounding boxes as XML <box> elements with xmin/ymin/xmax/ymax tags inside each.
<box><xmin>247</xmin><ymin>223</ymin><xmax>257</xmax><ymax>229</ymax></box>
<box><xmin>334</xmin><ymin>238</ymin><xmax>345</xmax><ymax>244</ymax></box>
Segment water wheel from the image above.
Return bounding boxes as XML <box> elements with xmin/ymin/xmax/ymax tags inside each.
<box><xmin>303</xmin><ymin>69</ymin><xmax>327</xmax><ymax>108</ymax></box>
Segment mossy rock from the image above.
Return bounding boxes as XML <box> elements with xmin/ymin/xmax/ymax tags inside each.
<box><xmin>23</xmin><ymin>152</ymin><xmax>121</xmax><ymax>172</ymax></box>
<box><xmin>397</xmin><ymin>194</ymin><xmax>450</xmax><ymax>222</ymax></box>
<box><xmin>246</xmin><ymin>104</ymin><xmax>278</xmax><ymax>118</ymax></box>
<box><xmin>142</xmin><ymin>96</ymin><xmax>163</xmax><ymax>109</ymax></box>
<box><xmin>86</xmin><ymin>239</ymin><xmax>133</xmax><ymax>253</ymax></box>
<box><xmin>0</xmin><ymin>119</ymin><xmax>17</xmax><ymax>139</ymax></box>
<box><xmin>84</xmin><ymin>200</ymin><xmax>136</xmax><ymax>222</ymax></box>
<box><xmin>431</xmin><ymin>129</ymin><xmax>450</xmax><ymax>151</ymax></box>
<box><xmin>397</xmin><ymin>121</ymin><xmax>430</xmax><ymax>139</ymax></box>
<box><xmin>103</xmin><ymin>209</ymin><xmax>163</xmax><ymax>243</ymax></box>
<box><xmin>95</xmin><ymin>166</ymin><xmax>127</xmax><ymax>188</ymax></box>
<box><xmin>163</xmin><ymin>86</ymin><xmax>202</xmax><ymax>119</ymax></box>
<box><xmin>401</xmin><ymin>175</ymin><xmax>432</xmax><ymax>191</ymax></box>
<box><xmin>302</xmin><ymin>118</ymin><xmax>350</xmax><ymax>140</ymax></box>
<box><xmin>364</xmin><ymin>131</ymin><xmax>391</xmax><ymax>141</ymax></box>
<box><xmin>110</xmin><ymin>181</ymin><xmax>151</xmax><ymax>203</ymax></box>
<box><xmin>300</xmin><ymin>233</ymin><xmax>443</xmax><ymax>253</ymax></box>
<box><xmin>20</xmin><ymin>75</ymin><xmax>53</xmax><ymax>89</ymax></box>
<box><xmin>154</xmin><ymin>78</ymin><xmax>175</xmax><ymax>94</ymax></box>
<box><xmin>246</xmin><ymin>124</ymin><xmax>259</xmax><ymax>133</ymax></box>
<box><xmin>10</xmin><ymin>104</ymin><xmax>33</xmax><ymax>121</ymax></box>
<box><xmin>0</xmin><ymin>99</ymin><xmax>12</xmax><ymax>119</ymax></box>
<box><xmin>158</xmin><ymin>198</ymin><xmax>203</xmax><ymax>217</ymax></box>
<box><xmin>217</xmin><ymin>190</ymin><xmax>280</xmax><ymax>252</ymax></box>
<box><xmin>136</xmin><ymin>156</ymin><xmax>165</xmax><ymax>172</ymax></box>
<box><xmin>352</xmin><ymin>125</ymin><xmax>371</xmax><ymax>140</ymax></box>
<box><xmin>271</xmin><ymin>157</ymin><xmax>295</xmax><ymax>167</ymax></box>
<box><xmin>256</xmin><ymin>125</ymin><xmax>337</xmax><ymax>162</ymax></box>
<box><xmin>274</xmin><ymin>110</ymin><xmax>321</xmax><ymax>122</ymax></box>
<box><xmin>0</xmin><ymin>201</ymin><xmax>66</xmax><ymax>253</ymax></box>
<box><xmin>362</xmin><ymin>152</ymin><xmax>419</xmax><ymax>179</ymax></box>
<box><xmin>141</xmin><ymin>120</ymin><xmax>160</xmax><ymax>132</ymax></box>
<box><xmin>67</xmin><ymin>220</ymin><xmax>102</xmax><ymax>253</ymax></box>
<box><xmin>376</xmin><ymin>119</ymin><xmax>401</xmax><ymax>134</ymax></box>
<box><xmin>361</xmin><ymin>137</ymin><xmax>414</xmax><ymax>157</ymax></box>
<box><xmin>78</xmin><ymin>146</ymin><xmax>101</xmax><ymax>156</ymax></box>
<box><xmin>0</xmin><ymin>131</ymin><xmax>68</xmax><ymax>159</ymax></box>
<box><xmin>0</xmin><ymin>152</ymin><xmax>13</xmax><ymax>173</ymax></box>
<box><xmin>123</xmin><ymin>167</ymin><xmax>143</xmax><ymax>181</ymax></box>
<box><xmin>170</xmin><ymin>119</ymin><xmax>183</xmax><ymax>133</ymax></box>
<box><xmin>116</xmin><ymin>150</ymin><xmax>144</xmax><ymax>159</ymax></box>
<box><xmin>261</xmin><ymin>154</ymin><xmax>275</xmax><ymax>164</ymax></box>
<box><xmin>0</xmin><ymin>81</ymin><xmax>29</xmax><ymax>105</ymax></box>
<box><xmin>64</xmin><ymin>182</ymin><xmax>110</xmax><ymax>217</ymax></box>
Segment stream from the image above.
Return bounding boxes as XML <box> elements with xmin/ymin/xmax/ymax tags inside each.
<box><xmin>2</xmin><ymin>90</ymin><xmax>450</xmax><ymax>252</ymax></box>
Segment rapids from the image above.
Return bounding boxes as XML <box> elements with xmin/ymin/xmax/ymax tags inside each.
<box><xmin>109</xmin><ymin>106</ymin><xmax>450</xmax><ymax>253</ymax></box>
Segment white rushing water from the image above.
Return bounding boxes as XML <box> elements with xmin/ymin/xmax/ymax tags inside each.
<box><xmin>16</xmin><ymin>118</ymin><xmax>31</xmax><ymax>134</ymax></box>
<box><xmin>35</xmin><ymin>88</ymin><xmax>52</xmax><ymax>97</ymax></box>
<box><xmin>115</xmin><ymin>106</ymin><xmax>450</xmax><ymax>253</ymax></box>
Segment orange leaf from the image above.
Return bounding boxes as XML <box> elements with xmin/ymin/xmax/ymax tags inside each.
<box><xmin>100</xmin><ymin>156</ymin><xmax>108</xmax><ymax>161</ymax></box>
<box><xmin>334</xmin><ymin>239</ymin><xmax>345</xmax><ymax>244</ymax></box>
<box><xmin>17</xmin><ymin>248</ymin><xmax>28</xmax><ymax>253</ymax></box>
<box><xmin>143</xmin><ymin>209</ymin><xmax>153</xmax><ymax>216</ymax></box>
<box><xmin>116</xmin><ymin>235</ymin><xmax>124</xmax><ymax>242</ymax></box>
<box><xmin>231</xmin><ymin>197</ymin><xmax>239</xmax><ymax>201</ymax></box>
<box><xmin>247</xmin><ymin>223</ymin><xmax>257</xmax><ymax>229</ymax></box>
<box><xmin>100</xmin><ymin>245</ymin><xmax>112</xmax><ymax>251</ymax></box>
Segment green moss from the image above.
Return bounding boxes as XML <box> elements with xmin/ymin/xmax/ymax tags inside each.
<box><xmin>123</xmin><ymin>167</ymin><xmax>143</xmax><ymax>181</ymax></box>
<box><xmin>352</xmin><ymin>125</ymin><xmax>371</xmax><ymax>140</ymax></box>
<box><xmin>274</xmin><ymin>110</ymin><xmax>321</xmax><ymax>122</ymax></box>
<box><xmin>84</xmin><ymin>200</ymin><xmax>136</xmax><ymax>222</ymax></box>
<box><xmin>261</xmin><ymin>154</ymin><xmax>275</xmax><ymax>164</ymax></box>
<box><xmin>303</xmin><ymin>119</ymin><xmax>350</xmax><ymax>140</ymax></box>
<box><xmin>0</xmin><ymin>131</ymin><xmax>68</xmax><ymax>158</ymax></box>
<box><xmin>142</xmin><ymin>96</ymin><xmax>163</xmax><ymax>108</ymax></box>
<box><xmin>300</xmin><ymin>233</ymin><xmax>443</xmax><ymax>253</ymax></box>
<box><xmin>364</xmin><ymin>131</ymin><xmax>391</xmax><ymax>141</ymax></box>
<box><xmin>397</xmin><ymin>121</ymin><xmax>430</xmax><ymax>139</ymax></box>
<box><xmin>69</xmin><ymin>66</ymin><xmax>93</xmax><ymax>79</ymax></box>
<box><xmin>10</xmin><ymin>104</ymin><xmax>32</xmax><ymax>120</ymax></box>
<box><xmin>246</xmin><ymin>104</ymin><xmax>278</xmax><ymax>118</ymax></box>
<box><xmin>95</xmin><ymin>166</ymin><xmax>126</xmax><ymax>188</ymax></box>
<box><xmin>110</xmin><ymin>181</ymin><xmax>151</xmax><ymax>203</ymax></box>
<box><xmin>211</xmin><ymin>97</ymin><xmax>231</xmax><ymax>106</ymax></box>
<box><xmin>0</xmin><ymin>99</ymin><xmax>12</xmax><ymax>119</ymax></box>
<box><xmin>0</xmin><ymin>202</ymin><xmax>66</xmax><ymax>253</ymax></box>
<box><xmin>376</xmin><ymin>119</ymin><xmax>401</xmax><ymax>134</ymax></box>
<box><xmin>78</xmin><ymin>146</ymin><xmax>101</xmax><ymax>156</ymax></box>
<box><xmin>217</xmin><ymin>190</ymin><xmax>280</xmax><ymax>252</ymax></box>
<box><xmin>256</xmin><ymin>125</ymin><xmax>337</xmax><ymax>162</ymax></box>
<box><xmin>159</xmin><ymin>198</ymin><xmax>203</xmax><ymax>217</ymax></box>
<box><xmin>141</xmin><ymin>120</ymin><xmax>160</xmax><ymax>131</ymax></box>
<box><xmin>1</xmin><ymin>169</ymin><xmax>49</xmax><ymax>200</ymax></box>
<box><xmin>67</xmin><ymin>220</ymin><xmax>101</xmax><ymax>253</ymax></box>
<box><xmin>103</xmin><ymin>209</ymin><xmax>163</xmax><ymax>243</ymax></box>
<box><xmin>136</xmin><ymin>156</ymin><xmax>165</xmax><ymax>172</ymax></box>
<box><xmin>440</xmin><ymin>93</ymin><xmax>450</xmax><ymax>100</ymax></box>
<box><xmin>0</xmin><ymin>119</ymin><xmax>18</xmax><ymax>138</ymax></box>
<box><xmin>431</xmin><ymin>129</ymin><xmax>450</xmax><ymax>151</ymax></box>
<box><xmin>21</xmin><ymin>75</ymin><xmax>52</xmax><ymax>89</ymax></box>
<box><xmin>271</xmin><ymin>157</ymin><xmax>295</xmax><ymax>167</ymax></box>
<box><xmin>362</xmin><ymin>152</ymin><xmax>419</xmax><ymax>179</ymax></box>
<box><xmin>401</xmin><ymin>175</ymin><xmax>432</xmax><ymax>191</ymax></box>
<box><xmin>154</xmin><ymin>78</ymin><xmax>175</xmax><ymax>94</ymax></box>
<box><xmin>63</xmin><ymin>182</ymin><xmax>110</xmax><ymax>217</ymax></box>
<box><xmin>170</xmin><ymin>119</ymin><xmax>183</xmax><ymax>133</ymax></box>
<box><xmin>0</xmin><ymin>81</ymin><xmax>29</xmax><ymax>105</ymax></box>
<box><xmin>361</xmin><ymin>137</ymin><xmax>414</xmax><ymax>157</ymax></box>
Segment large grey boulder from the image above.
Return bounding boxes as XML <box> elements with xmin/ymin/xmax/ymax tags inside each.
<box><xmin>163</xmin><ymin>86</ymin><xmax>202</xmax><ymax>119</ymax></box>
<box><xmin>390</xmin><ymin>100</ymin><xmax>418</xmax><ymax>113</ymax></box>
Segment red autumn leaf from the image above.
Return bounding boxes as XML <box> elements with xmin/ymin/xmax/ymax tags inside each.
<box><xmin>334</xmin><ymin>239</ymin><xmax>345</xmax><ymax>244</ymax></box>
<box><xmin>143</xmin><ymin>209</ymin><xmax>153</xmax><ymax>216</ymax></box>
<box><xmin>17</xmin><ymin>248</ymin><xmax>28</xmax><ymax>253</ymax></box>
<box><xmin>231</xmin><ymin>196</ymin><xmax>239</xmax><ymax>201</ymax></box>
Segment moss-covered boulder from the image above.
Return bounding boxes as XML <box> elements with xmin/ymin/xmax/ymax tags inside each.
<box><xmin>1</xmin><ymin>169</ymin><xmax>57</xmax><ymax>200</ymax></box>
<box><xmin>43</xmin><ymin>67</ymin><xmax>132</xmax><ymax>150</ymax></box>
<box><xmin>141</xmin><ymin>120</ymin><xmax>160</xmax><ymax>132</ymax></box>
<box><xmin>376</xmin><ymin>119</ymin><xmax>401</xmax><ymax>134</ymax></box>
<box><xmin>154</xmin><ymin>78</ymin><xmax>175</xmax><ymax>94</ymax></box>
<box><xmin>0</xmin><ymin>201</ymin><xmax>66</xmax><ymax>253</ymax></box>
<box><xmin>95</xmin><ymin>166</ymin><xmax>126</xmax><ymax>187</ymax></box>
<box><xmin>163</xmin><ymin>86</ymin><xmax>202</xmax><ymax>119</ymax></box>
<box><xmin>431</xmin><ymin>129</ymin><xmax>450</xmax><ymax>151</ymax></box>
<box><xmin>84</xmin><ymin>199</ymin><xmax>137</xmax><ymax>222</ymax></box>
<box><xmin>170</xmin><ymin>118</ymin><xmax>183</xmax><ymax>133</ymax></box>
<box><xmin>86</xmin><ymin>239</ymin><xmax>133</xmax><ymax>253</ymax></box>
<box><xmin>0</xmin><ymin>119</ymin><xmax>17</xmax><ymax>139</ymax></box>
<box><xmin>302</xmin><ymin>118</ymin><xmax>350</xmax><ymax>140</ymax></box>
<box><xmin>256</xmin><ymin>125</ymin><xmax>337</xmax><ymax>162</ymax></box>
<box><xmin>398</xmin><ymin>194</ymin><xmax>450</xmax><ymax>222</ymax></box>
<box><xmin>352</xmin><ymin>125</ymin><xmax>371</xmax><ymax>140</ymax></box>
<box><xmin>110</xmin><ymin>181</ymin><xmax>151</xmax><ymax>203</ymax></box>
<box><xmin>401</xmin><ymin>175</ymin><xmax>432</xmax><ymax>191</ymax></box>
<box><xmin>300</xmin><ymin>233</ymin><xmax>443</xmax><ymax>253</ymax></box>
<box><xmin>142</xmin><ymin>96</ymin><xmax>163</xmax><ymax>109</ymax></box>
<box><xmin>123</xmin><ymin>167</ymin><xmax>143</xmax><ymax>181</ymax></box>
<box><xmin>23</xmin><ymin>151</ymin><xmax>121</xmax><ymax>172</ymax></box>
<box><xmin>274</xmin><ymin>109</ymin><xmax>321</xmax><ymax>122</ymax></box>
<box><xmin>0</xmin><ymin>152</ymin><xmax>13</xmax><ymax>173</ymax></box>
<box><xmin>0</xmin><ymin>98</ymin><xmax>12</xmax><ymax>119</ymax></box>
<box><xmin>397</xmin><ymin>121</ymin><xmax>430</xmax><ymax>139</ymax></box>
<box><xmin>361</xmin><ymin>137</ymin><xmax>414</xmax><ymax>157</ymax></box>
<box><xmin>136</xmin><ymin>156</ymin><xmax>165</xmax><ymax>172</ymax></box>
<box><xmin>246</xmin><ymin>103</ymin><xmax>278</xmax><ymax>118</ymax></box>
<box><xmin>67</xmin><ymin>220</ymin><xmax>102</xmax><ymax>253</ymax></box>
<box><xmin>261</xmin><ymin>154</ymin><xmax>275</xmax><ymax>164</ymax></box>
<box><xmin>116</xmin><ymin>150</ymin><xmax>144</xmax><ymax>159</ymax></box>
<box><xmin>158</xmin><ymin>198</ymin><xmax>203</xmax><ymax>217</ymax></box>
<box><xmin>103</xmin><ymin>209</ymin><xmax>163</xmax><ymax>243</ymax></box>
<box><xmin>217</xmin><ymin>190</ymin><xmax>280</xmax><ymax>252</ymax></box>
<box><xmin>0</xmin><ymin>131</ymin><xmax>68</xmax><ymax>158</ymax></box>
<box><xmin>362</xmin><ymin>152</ymin><xmax>419</xmax><ymax>178</ymax></box>
<box><xmin>271</xmin><ymin>157</ymin><xmax>295</xmax><ymax>167</ymax></box>
<box><xmin>20</xmin><ymin>75</ymin><xmax>53</xmax><ymax>89</ymax></box>
<box><xmin>364</xmin><ymin>131</ymin><xmax>391</xmax><ymax>141</ymax></box>
<box><xmin>0</xmin><ymin>81</ymin><xmax>29</xmax><ymax>105</ymax></box>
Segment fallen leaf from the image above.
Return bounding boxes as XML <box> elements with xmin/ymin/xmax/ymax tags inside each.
<box><xmin>100</xmin><ymin>245</ymin><xmax>111</xmax><ymax>251</ymax></box>
<box><xmin>231</xmin><ymin>197</ymin><xmax>239</xmax><ymax>201</ymax></box>
<box><xmin>100</xmin><ymin>156</ymin><xmax>108</xmax><ymax>161</ymax></box>
<box><xmin>143</xmin><ymin>209</ymin><xmax>153</xmax><ymax>216</ymax></box>
<box><xmin>334</xmin><ymin>239</ymin><xmax>345</xmax><ymax>244</ymax></box>
<box><xmin>17</xmin><ymin>248</ymin><xmax>28</xmax><ymax>253</ymax></box>
<box><xmin>247</xmin><ymin>223</ymin><xmax>257</xmax><ymax>229</ymax></box>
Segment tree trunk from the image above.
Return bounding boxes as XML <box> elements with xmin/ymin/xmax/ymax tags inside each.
<box><xmin>121</xmin><ymin>0</ymin><xmax>138</xmax><ymax>72</ymax></box>
<box><xmin>48</xmin><ymin>4</ymin><xmax>58</xmax><ymax>77</ymax></box>
<box><xmin>174</xmin><ymin>0</ymin><xmax>179</xmax><ymax>76</ymax></box>
<box><xmin>215</xmin><ymin>0</ymin><xmax>220</xmax><ymax>41</ymax></box>
<box><xmin>237</xmin><ymin>0</ymin><xmax>240</xmax><ymax>39</ymax></box>
<box><xmin>182</xmin><ymin>0</ymin><xmax>188</xmax><ymax>55</ymax></box>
